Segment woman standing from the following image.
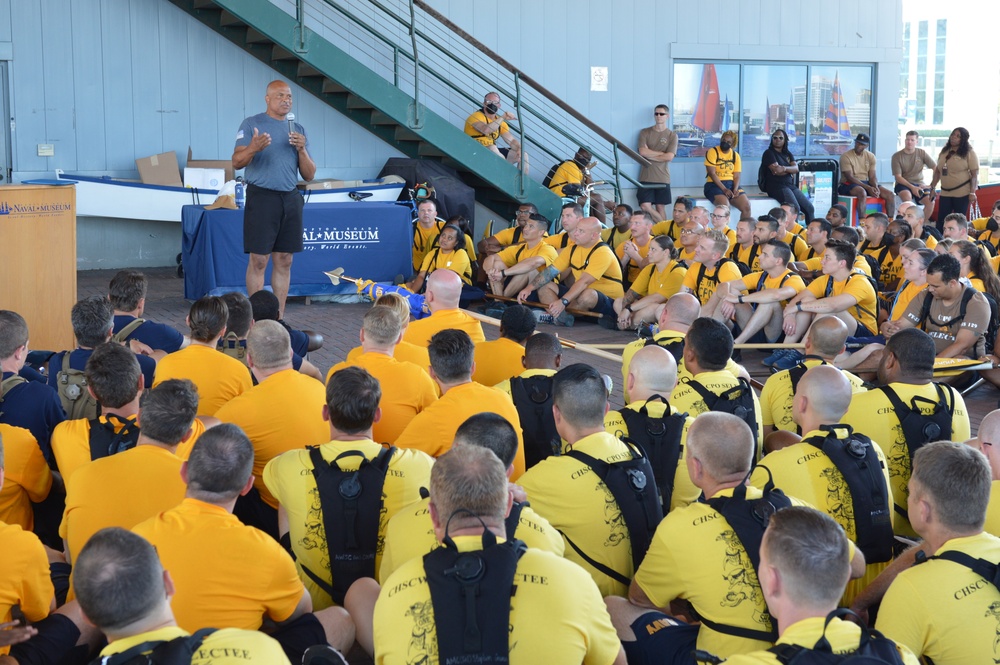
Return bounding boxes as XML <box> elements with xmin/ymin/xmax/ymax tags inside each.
<box><xmin>930</xmin><ymin>127</ymin><xmax>979</xmax><ymax>231</ymax></box>
<box><xmin>760</xmin><ymin>128</ymin><xmax>815</xmax><ymax>222</ymax></box>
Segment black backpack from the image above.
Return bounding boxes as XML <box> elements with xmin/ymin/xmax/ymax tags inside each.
<box><xmin>799</xmin><ymin>425</ymin><xmax>894</xmax><ymax>564</ymax></box>
<box><xmin>562</xmin><ymin>440</ymin><xmax>664</xmax><ymax>586</ymax></box>
<box><xmin>424</xmin><ymin>529</ymin><xmax>526</xmax><ymax>665</ymax></box>
<box><xmin>299</xmin><ymin>446</ymin><xmax>395</xmax><ymax>605</ymax></box>
<box><xmin>509</xmin><ymin>374</ymin><xmax>560</xmax><ymax>470</ymax></box>
<box><xmin>878</xmin><ymin>384</ymin><xmax>954</xmax><ymax>520</ymax></box>
<box><xmin>729</xmin><ymin>242</ymin><xmax>760</xmax><ymax>276</ymax></box>
<box><xmin>767</xmin><ymin>609</ymin><xmax>907</xmax><ymax>664</ymax></box>
<box><xmin>693</xmin><ymin>258</ymin><xmax>740</xmax><ymax>298</ymax></box>
<box><xmin>687</xmin><ymin>377</ymin><xmax>760</xmax><ymax>456</ymax></box>
<box><xmin>915</xmin><ymin>287</ymin><xmax>998</xmax><ymax>356</ymax></box>
<box><xmin>616</xmin><ymin>396</ymin><xmax>688</xmax><ymax>515</ymax></box>
<box><xmin>643</xmin><ymin>334</ymin><xmax>685</xmax><ymax>363</ymax></box>
<box><xmin>90</xmin><ymin>628</ymin><xmax>216</xmax><ymax>665</ymax></box>
<box><xmin>858</xmin><ymin>241</ymin><xmax>889</xmax><ymax>288</ymax></box>
<box><xmin>542</xmin><ymin>159</ymin><xmax>575</xmax><ymax>191</ymax></box>
<box><xmin>88</xmin><ymin>414</ymin><xmax>142</xmax><ymax>461</ymax></box>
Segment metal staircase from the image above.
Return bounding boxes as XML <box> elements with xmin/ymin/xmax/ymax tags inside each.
<box><xmin>169</xmin><ymin>0</ymin><xmax>649</xmax><ymax>224</ymax></box>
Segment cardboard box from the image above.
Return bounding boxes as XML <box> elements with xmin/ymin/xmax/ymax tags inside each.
<box><xmin>136</xmin><ymin>151</ymin><xmax>182</xmax><ymax>187</ymax></box>
<box><xmin>187</xmin><ymin>147</ymin><xmax>234</xmax><ymax>183</ymax></box>
<box><xmin>184</xmin><ymin>168</ymin><xmax>226</xmax><ymax>190</ymax></box>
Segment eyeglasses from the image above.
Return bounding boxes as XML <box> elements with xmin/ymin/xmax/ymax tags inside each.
<box><xmin>654</xmin><ymin>112</ymin><xmax>667</xmax><ymax>116</ymax></box>
<box><xmin>983</xmin><ymin>440</ymin><xmax>994</xmax><ymax>448</ymax></box>
<box><xmin>772</xmin><ymin>135</ymin><xmax>785</xmax><ymax>140</ymax></box>
<box><xmin>516</xmin><ymin>209</ymin><xmax>532</xmax><ymax>215</ymax></box>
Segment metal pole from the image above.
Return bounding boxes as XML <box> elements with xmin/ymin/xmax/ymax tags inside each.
<box><xmin>514</xmin><ymin>72</ymin><xmax>524</xmax><ymax>197</ymax></box>
<box><xmin>408</xmin><ymin>0</ymin><xmax>421</xmax><ymax>126</ymax></box>
<box><xmin>296</xmin><ymin>0</ymin><xmax>306</xmax><ymax>52</ymax></box>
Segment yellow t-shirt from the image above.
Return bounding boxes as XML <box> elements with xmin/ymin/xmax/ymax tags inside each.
<box><xmin>877</xmin><ymin>532</ymin><xmax>1000</xmax><ymax>665</ymax></box>
<box><xmin>842</xmin><ymin>382</ymin><xmax>970</xmax><ymax>537</ymax></box>
<box><xmin>214</xmin><ymin>369</ymin><xmax>329</xmax><ymax>508</ymax></box>
<box><xmin>601</xmin><ymin>225</ymin><xmax>633</xmax><ymax>250</ymax></box>
<box><xmin>986</xmin><ymin>481</ymin><xmax>1000</xmax><ymax>538</ymax></box>
<box><xmin>740</xmin><ymin>269</ymin><xmax>806</xmax><ymax>307</ymax></box>
<box><xmin>494</xmin><ymin>367</ymin><xmax>557</xmax><ymax>398</ymax></box>
<box><xmin>262</xmin><ymin>439</ymin><xmax>433</xmax><ymax>609</ymax></box>
<box><xmin>782</xmin><ymin>231</ymin><xmax>811</xmax><ymax>261</ymax></box>
<box><xmin>518</xmin><ymin>431</ymin><xmax>639</xmax><ymax>597</ymax></box>
<box><xmin>419</xmin><ymin>248</ymin><xmax>472</xmax><ymax>286</ymax></box>
<box><xmin>326</xmin><ymin>352</ymin><xmax>438</xmax><ymax>444</ymax></box>
<box><xmin>472</xmin><ymin>337</ymin><xmax>525</xmax><ymax>387</ymax></box>
<box><xmin>52</xmin><ymin>413</ymin><xmax>139</xmax><ymax>487</ymax></box>
<box><xmin>704</xmin><ymin>146</ymin><xmax>742</xmax><ymax>182</ymax></box>
<box><xmin>463</xmin><ymin>109</ymin><xmax>508</xmax><ymax>146</ymax></box>
<box><xmin>61</xmin><ymin>445</ymin><xmax>187</xmax><ymax>563</ymax></box>
<box><xmin>402</xmin><ymin>308</ymin><xmax>487</xmax><ymax>347</ymax></box>
<box><xmin>374</xmin><ymin>536</ymin><xmax>623</xmax><ymax>665</ymax></box>
<box><xmin>394</xmin><ymin>382</ymin><xmax>526</xmax><ymax>479</ymax></box>
<box><xmin>0</xmin><ymin>424</ymin><xmax>52</xmax><ymax>531</ymax></box>
<box><xmin>496</xmin><ymin>241</ymin><xmax>559</xmax><ymax>272</ymax></box>
<box><xmin>620</xmin><ymin>331</ymin><xmax>743</xmax><ymax>402</ymax></box>
<box><xmin>378</xmin><ymin>497</ymin><xmax>565</xmax><ymax>582</ymax></box>
<box><xmin>678</xmin><ymin>246</ymin><xmax>698</xmax><ymax>264</ymax></box>
<box><xmin>412</xmin><ymin>221</ymin><xmax>444</xmax><ymax>271</ymax></box>
<box><xmin>153</xmin><ymin>344</ymin><xmax>253</xmax><ymax>416</ymax></box>
<box><xmin>629</xmin><ymin>260</ymin><xmax>687</xmax><ymax>299</ymax></box>
<box><xmin>730</xmin><ymin>243</ymin><xmax>762</xmax><ymax>273</ymax></box>
<box><xmin>491</xmin><ymin>225</ymin><xmax>525</xmax><ymax>247</ymax></box>
<box><xmin>803</xmin><ymin>253</ymin><xmax>873</xmax><ymax>277</ymax></box>
<box><xmin>861</xmin><ymin>242</ymin><xmax>901</xmax><ymax>286</ymax></box>
<box><xmin>723</xmin><ymin>617</ymin><xmax>919</xmax><ymax>665</ymax></box>
<box><xmin>806</xmin><ymin>273</ymin><xmax>878</xmax><ymax>334</ymax></box>
<box><xmin>98</xmin><ymin>626</ymin><xmax>291</xmax><ymax>665</ymax></box>
<box><xmin>603</xmin><ymin>400</ymin><xmax>698</xmax><ymax>511</ymax></box>
<box><xmin>683</xmin><ymin>260</ymin><xmax>744</xmax><ymax>305</ymax></box>
<box><xmin>750</xmin><ymin>427</ymin><xmax>893</xmax><ymax>605</ymax></box>
<box><xmin>347</xmin><ymin>341</ymin><xmax>430</xmax><ymax>375</ymax></box>
<box><xmin>759</xmin><ymin>359</ymin><xmax>866</xmax><ymax>431</ymax></box>
<box><xmin>634</xmin><ymin>485</ymin><xmax>789</xmax><ymax>659</ymax></box>
<box><xmin>542</xmin><ymin>231</ymin><xmax>575</xmax><ymax>250</ymax></box>
<box><xmin>132</xmin><ymin>498</ymin><xmax>304</xmax><ymax>631</ymax></box>
<box><xmin>615</xmin><ymin>236</ymin><xmax>654</xmax><ymax>284</ymax></box>
<box><xmin>889</xmin><ymin>280</ymin><xmax>928</xmax><ymax>321</ymax></box>
<box><xmin>552</xmin><ymin>243</ymin><xmax>625</xmax><ymax>298</ymax></box>
<box><xmin>651</xmin><ymin>219</ymin><xmax>681</xmax><ymax>240</ymax></box>
<box><xmin>547</xmin><ymin>159</ymin><xmax>584</xmax><ymax>197</ymax></box>
<box><xmin>0</xmin><ymin>520</ymin><xmax>53</xmax><ymax>651</ymax></box>
<box><xmin>670</xmin><ymin>370</ymin><xmax>764</xmax><ymax>446</ymax></box>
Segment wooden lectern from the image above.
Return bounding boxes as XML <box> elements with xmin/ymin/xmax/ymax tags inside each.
<box><xmin>0</xmin><ymin>184</ymin><xmax>76</xmax><ymax>350</ymax></box>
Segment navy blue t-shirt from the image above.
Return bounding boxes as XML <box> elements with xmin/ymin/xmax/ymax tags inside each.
<box><xmin>113</xmin><ymin>315</ymin><xmax>185</xmax><ymax>354</ymax></box>
<box><xmin>1</xmin><ymin>370</ymin><xmax>65</xmax><ymax>461</ymax></box>
<box><xmin>47</xmin><ymin>348</ymin><xmax>156</xmax><ymax>392</ymax></box>
<box><xmin>280</xmin><ymin>322</ymin><xmax>310</xmax><ymax>358</ymax></box>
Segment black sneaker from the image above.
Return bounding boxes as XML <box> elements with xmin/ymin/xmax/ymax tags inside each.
<box><xmin>598</xmin><ymin>314</ymin><xmax>619</xmax><ymax>330</ymax></box>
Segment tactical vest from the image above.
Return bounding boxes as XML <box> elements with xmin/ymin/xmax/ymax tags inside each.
<box><xmin>701</xmin><ymin>479</ymin><xmax>791</xmax><ymax>643</ymax></box>
<box><xmin>693</xmin><ymin>258</ymin><xmax>739</xmax><ymax>298</ymax></box>
<box><xmin>687</xmin><ymin>377</ymin><xmax>760</xmax><ymax>455</ymax></box>
<box><xmin>878</xmin><ymin>384</ymin><xmax>954</xmax><ymax>521</ymax></box>
<box><xmin>616</xmin><ymin>396</ymin><xmax>688</xmax><ymax>515</ymax></box>
<box><xmin>0</xmin><ymin>373</ymin><xmax>27</xmax><ymax>418</ymax></box>
<box><xmin>767</xmin><ymin>608</ymin><xmax>907</xmax><ymax>664</ymax></box>
<box><xmin>217</xmin><ymin>333</ymin><xmax>248</xmax><ymax>364</ymax></box>
<box><xmin>111</xmin><ymin>318</ymin><xmax>146</xmax><ymax>345</ymax></box>
<box><xmin>88</xmin><ymin>414</ymin><xmax>142</xmax><ymax>461</ymax></box>
<box><xmin>729</xmin><ymin>242</ymin><xmax>760</xmax><ymax>276</ymax></box>
<box><xmin>509</xmin><ymin>374</ymin><xmax>560</xmax><ymax>469</ymax></box>
<box><xmin>562</xmin><ymin>440</ymin><xmax>663</xmax><ymax>586</ymax></box>
<box><xmin>424</xmin><ymin>529</ymin><xmax>526</xmax><ymax>665</ymax></box>
<box><xmin>301</xmin><ymin>445</ymin><xmax>395</xmax><ymax>605</ymax></box>
<box><xmin>801</xmin><ymin>425</ymin><xmax>894</xmax><ymax>564</ymax></box>
<box><xmin>90</xmin><ymin>628</ymin><xmax>216</xmax><ymax>665</ymax></box>
<box><xmin>56</xmin><ymin>352</ymin><xmax>100</xmax><ymax>420</ymax></box>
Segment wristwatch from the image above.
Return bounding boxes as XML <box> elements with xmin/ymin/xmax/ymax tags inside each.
<box><xmin>561</xmin><ymin>298</ymin><xmax>570</xmax><ymax>307</ymax></box>
<box><xmin>737</xmin><ymin>295</ymin><xmax>744</xmax><ymax>304</ymax></box>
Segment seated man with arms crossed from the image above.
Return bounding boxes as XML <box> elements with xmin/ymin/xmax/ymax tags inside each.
<box><xmin>483</xmin><ymin>213</ymin><xmax>558</xmax><ymax>298</ymax></box>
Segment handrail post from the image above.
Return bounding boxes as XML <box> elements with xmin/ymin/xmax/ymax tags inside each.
<box><xmin>295</xmin><ymin>0</ymin><xmax>306</xmax><ymax>52</ymax></box>
<box><xmin>408</xmin><ymin>0</ymin><xmax>421</xmax><ymax>127</ymax></box>
<box><xmin>514</xmin><ymin>72</ymin><xmax>524</xmax><ymax>197</ymax></box>
<box><xmin>393</xmin><ymin>48</ymin><xmax>399</xmax><ymax>87</ymax></box>
<box><xmin>613</xmin><ymin>145</ymin><xmax>622</xmax><ymax>203</ymax></box>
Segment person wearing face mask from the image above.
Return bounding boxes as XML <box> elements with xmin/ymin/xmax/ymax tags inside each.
<box><xmin>464</xmin><ymin>92</ymin><xmax>528</xmax><ymax>173</ymax></box>
<box><xmin>704</xmin><ymin>130</ymin><xmax>751</xmax><ymax>220</ymax></box>
<box><xmin>546</xmin><ymin>147</ymin><xmax>609</xmax><ymax>224</ymax></box>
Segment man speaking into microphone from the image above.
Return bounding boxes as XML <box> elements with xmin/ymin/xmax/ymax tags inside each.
<box><xmin>232</xmin><ymin>79</ymin><xmax>316</xmax><ymax>318</ymax></box>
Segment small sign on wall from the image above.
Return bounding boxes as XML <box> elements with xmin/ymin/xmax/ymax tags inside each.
<box><xmin>591</xmin><ymin>66</ymin><xmax>608</xmax><ymax>92</ymax></box>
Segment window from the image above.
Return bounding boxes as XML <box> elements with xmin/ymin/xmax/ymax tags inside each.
<box><xmin>933</xmin><ymin>20</ymin><xmax>946</xmax><ymax>125</ymax></box>
<box><xmin>916</xmin><ymin>21</ymin><xmax>928</xmax><ymax>124</ymax></box>
<box><xmin>671</xmin><ymin>62</ymin><xmax>874</xmax><ymax>160</ymax></box>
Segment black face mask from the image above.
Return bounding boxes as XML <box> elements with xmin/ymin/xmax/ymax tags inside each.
<box><xmin>485</xmin><ymin>102</ymin><xmax>499</xmax><ymax>114</ymax></box>
<box><xmin>719</xmin><ymin>141</ymin><xmax>732</xmax><ymax>151</ymax></box>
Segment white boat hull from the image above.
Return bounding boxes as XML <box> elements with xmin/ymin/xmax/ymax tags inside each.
<box><xmin>51</xmin><ymin>171</ymin><xmax>406</xmax><ymax>223</ymax></box>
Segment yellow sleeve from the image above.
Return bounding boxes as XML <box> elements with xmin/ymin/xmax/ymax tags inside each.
<box><xmin>804</xmin><ymin>256</ymin><xmax>823</xmax><ymax>271</ymax></box>
<box><xmin>553</xmin><ymin>246</ymin><xmax>571</xmax><ymax>273</ymax></box>
<box><xmin>630</xmin><ymin>264</ymin><xmax>653</xmax><ymax>295</ymax></box>
<box><xmin>719</xmin><ymin>262</ymin><xmax>743</xmax><ymax>283</ymax></box>
<box><xmin>583</xmin><ymin>247</ymin><xmax>616</xmax><ymax>282</ymax></box>
<box><xmin>659</xmin><ymin>265</ymin><xmax>687</xmax><ymax>299</ymax></box>
<box><xmin>496</xmin><ymin>244</ymin><xmax>520</xmax><ymax>265</ymax></box>
<box><xmin>537</xmin><ymin>243</ymin><xmax>559</xmax><ymax>267</ymax></box>
<box><xmin>682</xmin><ymin>264</ymin><xmax>699</xmax><ymax>291</ymax></box>
<box><xmin>325</xmin><ymin>360</ymin><xmax>349</xmax><ymax>385</ymax></box>
<box><xmin>807</xmin><ymin>276</ymin><xmax>828</xmax><ymax>298</ymax></box>
<box><xmin>493</xmin><ymin>227</ymin><xmax>516</xmax><ymax>245</ymax></box>
<box><xmin>733</xmin><ymin>151</ymin><xmax>742</xmax><ymax>173</ymax></box>
<box><xmin>742</xmin><ymin>272</ymin><xmax>762</xmax><ymax>291</ymax></box>
<box><xmin>419</xmin><ymin>251</ymin><xmax>435</xmax><ymax>273</ymax></box>
<box><xmin>604</xmin><ymin>410</ymin><xmax>629</xmax><ymax>440</ymax></box>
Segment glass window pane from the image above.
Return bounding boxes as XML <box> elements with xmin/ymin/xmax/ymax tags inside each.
<box><xmin>806</xmin><ymin>66</ymin><xmax>873</xmax><ymax>157</ymax></box>
<box><xmin>671</xmin><ymin>63</ymin><xmax>740</xmax><ymax>159</ymax></box>
<box><xmin>738</xmin><ymin>65</ymin><xmax>808</xmax><ymax>160</ymax></box>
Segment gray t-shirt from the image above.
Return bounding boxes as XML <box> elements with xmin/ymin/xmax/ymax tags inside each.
<box><xmin>234</xmin><ymin>112</ymin><xmax>307</xmax><ymax>191</ymax></box>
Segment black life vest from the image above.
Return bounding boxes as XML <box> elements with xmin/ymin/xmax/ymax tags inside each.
<box><xmin>643</xmin><ymin>334</ymin><xmax>685</xmax><ymax>363</ymax></box>
<box><xmin>301</xmin><ymin>445</ymin><xmax>395</xmax><ymax>605</ymax></box>
<box><xmin>90</xmin><ymin>628</ymin><xmax>216</xmax><ymax>665</ymax></box>
<box><xmin>693</xmin><ymin>258</ymin><xmax>738</xmax><ymax>299</ymax></box>
<box><xmin>424</xmin><ymin>529</ymin><xmax>526</xmax><ymax>664</ymax></box>
<box><xmin>858</xmin><ymin>240</ymin><xmax>890</xmax><ymax>287</ymax></box>
<box><xmin>800</xmin><ymin>425</ymin><xmax>894</xmax><ymax>564</ymax></box>
<box><xmin>616</xmin><ymin>396</ymin><xmax>688</xmax><ymax>515</ymax></box>
<box><xmin>88</xmin><ymin>414</ymin><xmax>141</xmax><ymax>461</ymax></box>
<box><xmin>568</xmin><ymin>242</ymin><xmax>623</xmax><ymax>286</ymax></box>
<box><xmin>700</xmin><ymin>479</ymin><xmax>791</xmax><ymax>643</ymax></box>
<box><xmin>562</xmin><ymin>440</ymin><xmax>664</xmax><ymax>586</ymax></box>
<box><xmin>878</xmin><ymin>384</ymin><xmax>954</xmax><ymax>521</ymax></box>
<box><xmin>915</xmin><ymin>548</ymin><xmax>1000</xmax><ymax>594</ymax></box>
<box><xmin>729</xmin><ymin>243</ymin><xmax>760</xmax><ymax>275</ymax></box>
<box><xmin>767</xmin><ymin>608</ymin><xmax>908</xmax><ymax>664</ymax></box>
<box><xmin>687</xmin><ymin>377</ymin><xmax>760</xmax><ymax>456</ymax></box>
<box><xmin>509</xmin><ymin>374</ymin><xmax>560</xmax><ymax>470</ymax></box>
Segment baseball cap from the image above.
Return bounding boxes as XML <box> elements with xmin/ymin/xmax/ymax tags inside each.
<box><xmin>855</xmin><ymin>133</ymin><xmax>870</xmax><ymax>145</ymax></box>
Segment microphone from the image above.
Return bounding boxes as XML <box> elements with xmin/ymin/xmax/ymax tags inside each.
<box><xmin>286</xmin><ymin>112</ymin><xmax>296</xmax><ymax>135</ymax></box>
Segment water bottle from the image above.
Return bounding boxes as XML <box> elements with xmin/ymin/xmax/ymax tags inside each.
<box><xmin>235</xmin><ymin>177</ymin><xmax>245</xmax><ymax>209</ymax></box>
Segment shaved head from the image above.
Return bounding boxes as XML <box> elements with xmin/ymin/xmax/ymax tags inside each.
<box><xmin>659</xmin><ymin>292</ymin><xmax>702</xmax><ymax>329</ymax></box>
<box><xmin>795</xmin><ymin>365</ymin><xmax>852</xmax><ymax>422</ymax></box>
<box><xmin>628</xmin><ymin>346</ymin><xmax>678</xmax><ymax>401</ymax></box>
<box><xmin>426</xmin><ymin>269</ymin><xmax>463</xmax><ymax>310</ymax></box>
<box><xmin>805</xmin><ymin>316</ymin><xmax>850</xmax><ymax>358</ymax></box>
